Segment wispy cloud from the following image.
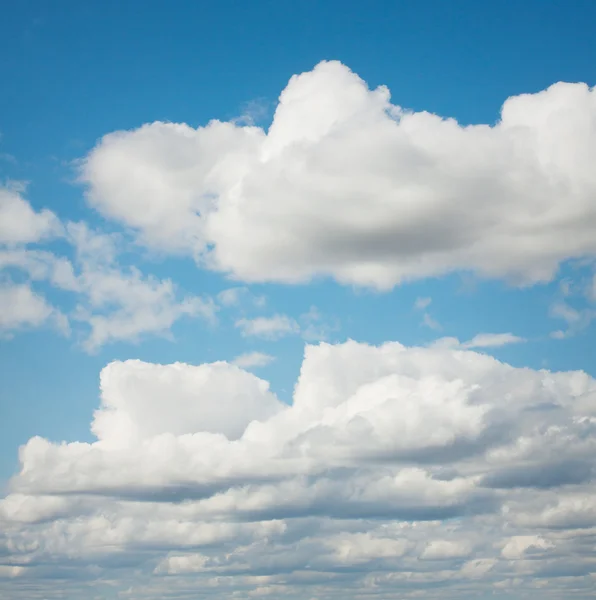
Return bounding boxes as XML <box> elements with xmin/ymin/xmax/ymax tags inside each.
<box><xmin>432</xmin><ymin>332</ymin><xmax>526</xmax><ymax>350</ymax></box>
<box><xmin>235</xmin><ymin>314</ymin><xmax>299</xmax><ymax>340</ymax></box>
<box><xmin>232</xmin><ymin>351</ymin><xmax>275</xmax><ymax>369</ymax></box>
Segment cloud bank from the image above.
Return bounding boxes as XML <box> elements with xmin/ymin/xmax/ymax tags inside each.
<box><xmin>2</xmin><ymin>340</ymin><xmax>596</xmax><ymax>598</ymax></box>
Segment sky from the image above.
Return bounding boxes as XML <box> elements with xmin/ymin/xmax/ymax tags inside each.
<box><xmin>1</xmin><ymin>0</ymin><xmax>596</xmax><ymax>598</ymax></box>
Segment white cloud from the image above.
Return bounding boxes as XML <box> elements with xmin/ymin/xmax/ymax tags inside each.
<box><xmin>81</xmin><ymin>61</ymin><xmax>596</xmax><ymax>289</ymax></box>
<box><xmin>0</xmin><ymin>248</ymin><xmax>79</xmax><ymax>291</ymax></box>
<box><xmin>422</xmin><ymin>312</ymin><xmax>441</xmax><ymax>331</ymax></box>
<box><xmin>501</xmin><ymin>535</ymin><xmax>554</xmax><ymax>560</ymax></box>
<box><xmin>91</xmin><ymin>359</ymin><xmax>283</xmax><ymax>446</ymax></box>
<box><xmin>0</xmin><ymin>185</ymin><xmax>61</xmax><ymax>245</ymax></box>
<box><xmin>464</xmin><ymin>332</ymin><xmax>526</xmax><ymax>348</ymax></box>
<box><xmin>0</xmin><ymin>282</ymin><xmax>67</xmax><ymax>336</ymax></box>
<box><xmin>549</xmin><ymin>299</ymin><xmax>595</xmax><ymax>339</ymax></box>
<box><xmin>217</xmin><ymin>286</ymin><xmax>267</xmax><ymax>309</ymax></box>
<box><xmin>232</xmin><ymin>352</ymin><xmax>276</xmax><ymax>369</ymax></box>
<box><xmin>3</xmin><ymin>340</ymin><xmax>596</xmax><ymax>599</ymax></box>
<box><xmin>235</xmin><ymin>314</ymin><xmax>300</xmax><ymax>340</ymax></box>
<box><xmin>420</xmin><ymin>540</ymin><xmax>472</xmax><ymax>560</ymax></box>
<box><xmin>414</xmin><ymin>296</ymin><xmax>432</xmax><ymax>310</ymax></box>
<box><xmin>218</xmin><ymin>286</ymin><xmax>247</xmax><ymax>306</ymax></box>
<box><xmin>434</xmin><ymin>332</ymin><xmax>526</xmax><ymax>350</ymax></box>
<box><xmin>0</xmin><ymin>220</ymin><xmax>216</xmax><ymax>350</ymax></box>
<box><xmin>235</xmin><ymin>309</ymin><xmax>336</xmax><ymax>342</ymax></box>
<box><xmin>67</xmin><ymin>223</ymin><xmax>217</xmax><ymax>351</ymax></box>
<box><xmin>299</xmin><ymin>306</ymin><xmax>339</xmax><ymax>342</ymax></box>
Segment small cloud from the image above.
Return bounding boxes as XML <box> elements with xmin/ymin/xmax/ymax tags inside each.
<box><xmin>0</xmin><ymin>153</ymin><xmax>17</xmax><ymax>165</ymax></box>
<box><xmin>232</xmin><ymin>352</ymin><xmax>275</xmax><ymax>369</ymax></box>
<box><xmin>422</xmin><ymin>312</ymin><xmax>441</xmax><ymax>331</ymax></box>
<box><xmin>253</xmin><ymin>294</ymin><xmax>267</xmax><ymax>309</ymax></box>
<box><xmin>299</xmin><ymin>306</ymin><xmax>340</xmax><ymax>342</ymax></box>
<box><xmin>233</xmin><ymin>97</ymin><xmax>272</xmax><ymax>127</ymax></box>
<box><xmin>0</xmin><ymin>282</ymin><xmax>68</xmax><ymax>337</ymax></box>
<box><xmin>217</xmin><ymin>286</ymin><xmax>267</xmax><ymax>309</ymax></box>
<box><xmin>235</xmin><ymin>314</ymin><xmax>300</xmax><ymax>340</ymax></box>
<box><xmin>414</xmin><ymin>296</ymin><xmax>432</xmax><ymax>310</ymax></box>
<box><xmin>462</xmin><ymin>333</ymin><xmax>526</xmax><ymax>349</ymax></box>
<box><xmin>430</xmin><ymin>336</ymin><xmax>461</xmax><ymax>349</ymax></box>
<box><xmin>548</xmin><ymin>300</ymin><xmax>595</xmax><ymax>339</ymax></box>
<box><xmin>550</xmin><ymin>329</ymin><xmax>567</xmax><ymax>340</ymax></box>
<box><xmin>432</xmin><ymin>333</ymin><xmax>526</xmax><ymax>350</ymax></box>
<box><xmin>218</xmin><ymin>287</ymin><xmax>247</xmax><ymax>307</ymax></box>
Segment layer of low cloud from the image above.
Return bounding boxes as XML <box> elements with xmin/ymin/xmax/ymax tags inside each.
<box><xmin>2</xmin><ymin>340</ymin><xmax>596</xmax><ymax>598</ymax></box>
<box><xmin>81</xmin><ymin>61</ymin><xmax>596</xmax><ymax>289</ymax></box>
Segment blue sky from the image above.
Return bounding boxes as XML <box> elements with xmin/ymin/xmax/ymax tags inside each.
<box><xmin>1</xmin><ymin>1</ymin><xmax>596</xmax><ymax>598</ymax></box>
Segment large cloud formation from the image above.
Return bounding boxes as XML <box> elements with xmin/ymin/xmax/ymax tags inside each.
<box><xmin>2</xmin><ymin>341</ymin><xmax>596</xmax><ymax>599</ymax></box>
<box><xmin>81</xmin><ymin>61</ymin><xmax>596</xmax><ymax>289</ymax></box>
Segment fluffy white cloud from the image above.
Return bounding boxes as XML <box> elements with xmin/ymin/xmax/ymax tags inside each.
<box><xmin>92</xmin><ymin>359</ymin><xmax>283</xmax><ymax>446</ymax></box>
<box><xmin>0</xmin><ymin>185</ymin><xmax>61</xmax><ymax>246</ymax></box>
<box><xmin>3</xmin><ymin>340</ymin><xmax>596</xmax><ymax>598</ymax></box>
<box><xmin>81</xmin><ymin>61</ymin><xmax>596</xmax><ymax>289</ymax></box>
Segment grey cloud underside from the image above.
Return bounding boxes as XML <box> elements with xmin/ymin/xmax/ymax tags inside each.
<box><xmin>2</xmin><ymin>341</ymin><xmax>596</xmax><ymax>598</ymax></box>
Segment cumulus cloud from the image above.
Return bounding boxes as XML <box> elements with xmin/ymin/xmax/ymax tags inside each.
<box><xmin>3</xmin><ymin>340</ymin><xmax>596</xmax><ymax>598</ymax></box>
<box><xmin>80</xmin><ymin>61</ymin><xmax>596</xmax><ymax>289</ymax></box>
